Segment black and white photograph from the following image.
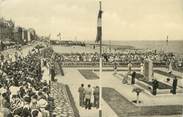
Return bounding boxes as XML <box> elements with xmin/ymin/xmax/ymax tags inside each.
<box><xmin>0</xmin><ymin>0</ymin><xmax>183</xmax><ymax>117</ymax></box>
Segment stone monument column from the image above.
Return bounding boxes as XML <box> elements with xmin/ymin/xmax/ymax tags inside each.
<box><xmin>143</xmin><ymin>59</ymin><xmax>153</xmax><ymax>81</ymax></box>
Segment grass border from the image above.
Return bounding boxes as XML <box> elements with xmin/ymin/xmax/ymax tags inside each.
<box><xmin>78</xmin><ymin>69</ymin><xmax>99</xmax><ymax>80</ymax></box>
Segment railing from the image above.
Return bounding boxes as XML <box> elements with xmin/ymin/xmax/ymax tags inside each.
<box><xmin>57</xmin><ymin>61</ymin><xmax>167</xmax><ymax>68</ymax></box>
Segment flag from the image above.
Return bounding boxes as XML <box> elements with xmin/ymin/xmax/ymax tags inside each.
<box><xmin>96</xmin><ymin>3</ymin><xmax>103</xmax><ymax>43</ymax></box>
<box><xmin>57</xmin><ymin>33</ymin><xmax>61</xmax><ymax>37</ymax></box>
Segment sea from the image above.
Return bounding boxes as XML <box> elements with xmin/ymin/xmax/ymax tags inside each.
<box><xmin>101</xmin><ymin>40</ymin><xmax>183</xmax><ymax>56</ymax></box>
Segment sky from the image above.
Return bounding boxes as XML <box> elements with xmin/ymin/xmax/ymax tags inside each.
<box><xmin>1</xmin><ymin>0</ymin><xmax>183</xmax><ymax>41</ymax></box>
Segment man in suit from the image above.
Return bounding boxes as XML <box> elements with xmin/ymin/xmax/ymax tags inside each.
<box><xmin>49</xmin><ymin>62</ymin><xmax>55</xmax><ymax>81</ymax></box>
<box><xmin>85</xmin><ymin>84</ymin><xmax>92</xmax><ymax>109</ymax></box>
<box><xmin>78</xmin><ymin>84</ymin><xmax>85</xmax><ymax>107</ymax></box>
<box><xmin>93</xmin><ymin>86</ymin><xmax>99</xmax><ymax>108</ymax></box>
<box><xmin>131</xmin><ymin>71</ymin><xmax>136</xmax><ymax>85</ymax></box>
<box><xmin>113</xmin><ymin>62</ymin><xmax>117</xmax><ymax>75</ymax></box>
<box><xmin>128</xmin><ymin>61</ymin><xmax>132</xmax><ymax>75</ymax></box>
<box><xmin>152</xmin><ymin>79</ymin><xmax>159</xmax><ymax>95</ymax></box>
<box><xmin>172</xmin><ymin>77</ymin><xmax>178</xmax><ymax>94</ymax></box>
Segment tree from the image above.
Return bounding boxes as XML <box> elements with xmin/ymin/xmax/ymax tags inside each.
<box><xmin>132</xmin><ymin>87</ymin><xmax>144</xmax><ymax>104</ymax></box>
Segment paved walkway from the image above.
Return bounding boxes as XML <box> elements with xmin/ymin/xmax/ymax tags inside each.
<box><xmin>56</xmin><ymin>68</ymin><xmax>118</xmax><ymax>117</ymax></box>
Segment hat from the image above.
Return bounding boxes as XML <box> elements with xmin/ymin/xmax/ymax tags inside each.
<box><xmin>1</xmin><ymin>88</ymin><xmax>6</xmax><ymax>95</ymax></box>
<box><xmin>43</xmin><ymin>86</ymin><xmax>48</xmax><ymax>91</ymax></box>
<box><xmin>32</xmin><ymin>99</ymin><xmax>37</xmax><ymax>104</ymax></box>
<box><xmin>37</xmin><ymin>99</ymin><xmax>48</xmax><ymax>108</ymax></box>
<box><xmin>23</xmin><ymin>95</ymin><xmax>31</xmax><ymax>103</ymax></box>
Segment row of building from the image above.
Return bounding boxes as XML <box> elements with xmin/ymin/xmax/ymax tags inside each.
<box><xmin>0</xmin><ymin>17</ymin><xmax>38</xmax><ymax>45</ymax></box>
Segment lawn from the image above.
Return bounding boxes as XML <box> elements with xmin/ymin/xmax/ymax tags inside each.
<box><xmin>78</xmin><ymin>69</ymin><xmax>99</xmax><ymax>80</ymax></box>
<box><xmin>102</xmin><ymin>87</ymin><xmax>138</xmax><ymax>116</ymax></box>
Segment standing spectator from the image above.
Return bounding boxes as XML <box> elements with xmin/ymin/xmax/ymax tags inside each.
<box><xmin>168</xmin><ymin>61</ymin><xmax>172</xmax><ymax>74</ymax></box>
<box><xmin>31</xmin><ymin>109</ymin><xmax>41</xmax><ymax>117</ymax></box>
<box><xmin>172</xmin><ymin>77</ymin><xmax>178</xmax><ymax>94</ymax></box>
<box><xmin>30</xmin><ymin>95</ymin><xmax>38</xmax><ymax>110</ymax></box>
<box><xmin>93</xmin><ymin>86</ymin><xmax>99</xmax><ymax>108</ymax></box>
<box><xmin>152</xmin><ymin>79</ymin><xmax>159</xmax><ymax>95</ymax></box>
<box><xmin>122</xmin><ymin>73</ymin><xmax>128</xmax><ymax>84</ymax></box>
<box><xmin>18</xmin><ymin>87</ymin><xmax>26</xmax><ymax>99</ymax></box>
<box><xmin>131</xmin><ymin>71</ymin><xmax>136</xmax><ymax>85</ymax></box>
<box><xmin>49</xmin><ymin>62</ymin><xmax>55</xmax><ymax>82</ymax></box>
<box><xmin>22</xmin><ymin>96</ymin><xmax>31</xmax><ymax>117</ymax></box>
<box><xmin>0</xmin><ymin>53</ymin><xmax>4</xmax><ymax>62</ymax></box>
<box><xmin>140</xmin><ymin>62</ymin><xmax>144</xmax><ymax>74</ymax></box>
<box><xmin>42</xmin><ymin>58</ymin><xmax>47</xmax><ymax>67</ymax></box>
<box><xmin>85</xmin><ymin>84</ymin><xmax>92</xmax><ymax>110</ymax></box>
<box><xmin>78</xmin><ymin>84</ymin><xmax>85</xmax><ymax>107</ymax></box>
<box><xmin>50</xmin><ymin>68</ymin><xmax>55</xmax><ymax>81</ymax></box>
<box><xmin>38</xmin><ymin>99</ymin><xmax>49</xmax><ymax>117</ymax></box>
<box><xmin>10</xmin><ymin>94</ymin><xmax>22</xmax><ymax>114</ymax></box>
<box><xmin>113</xmin><ymin>62</ymin><xmax>117</xmax><ymax>75</ymax></box>
<box><xmin>128</xmin><ymin>61</ymin><xmax>132</xmax><ymax>74</ymax></box>
<box><xmin>1</xmin><ymin>91</ymin><xmax>12</xmax><ymax>117</ymax></box>
<box><xmin>14</xmin><ymin>52</ymin><xmax>18</xmax><ymax>61</ymax></box>
<box><xmin>0</xmin><ymin>41</ymin><xmax>5</xmax><ymax>51</ymax></box>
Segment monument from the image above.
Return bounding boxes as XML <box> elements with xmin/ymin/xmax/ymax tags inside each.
<box><xmin>143</xmin><ymin>59</ymin><xmax>153</xmax><ymax>81</ymax></box>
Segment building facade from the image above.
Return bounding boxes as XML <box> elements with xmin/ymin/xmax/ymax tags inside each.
<box><xmin>0</xmin><ymin>17</ymin><xmax>38</xmax><ymax>45</ymax></box>
<box><xmin>0</xmin><ymin>17</ymin><xmax>15</xmax><ymax>41</ymax></box>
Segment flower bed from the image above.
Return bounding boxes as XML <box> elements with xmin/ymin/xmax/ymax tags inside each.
<box><xmin>50</xmin><ymin>82</ymin><xmax>77</xmax><ymax>117</ymax></box>
<box><xmin>78</xmin><ymin>69</ymin><xmax>99</xmax><ymax>80</ymax></box>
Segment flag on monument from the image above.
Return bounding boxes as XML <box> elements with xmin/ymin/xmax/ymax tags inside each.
<box><xmin>96</xmin><ymin>5</ymin><xmax>103</xmax><ymax>43</ymax></box>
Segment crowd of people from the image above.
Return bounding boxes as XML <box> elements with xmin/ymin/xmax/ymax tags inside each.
<box><xmin>78</xmin><ymin>84</ymin><xmax>100</xmax><ymax>110</ymax></box>
<box><xmin>0</xmin><ymin>47</ymin><xmax>55</xmax><ymax>117</ymax></box>
<box><xmin>56</xmin><ymin>50</ymin><xmax>183</xmax><ymax>69</ymax></box>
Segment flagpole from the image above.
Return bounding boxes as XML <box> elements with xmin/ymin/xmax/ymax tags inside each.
<box><xmin>99</xmin><ymin>33</ymin><xmax>102</xmax><ymax>117</ymax></box>
<box><xmin>99</xmin><ymin>1</ymin><xmax>102</xmax><ymax>117</ymax></box>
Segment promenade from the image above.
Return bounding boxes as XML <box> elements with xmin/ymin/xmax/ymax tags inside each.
<box><xmin>0</xmin><ymin>44</ymin><xmax>182</xmax><ymax>117</ymax></box>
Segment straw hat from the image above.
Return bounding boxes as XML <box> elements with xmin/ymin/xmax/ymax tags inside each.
<box><xmin>1</xmin><ymin>88</ymin><xmax>7</xmax><ymax>95</ymax></box>
<box><xmin>37</xmin><ymin>99</ymin><xmax>48</xmax><ymax>108</ymax></box>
